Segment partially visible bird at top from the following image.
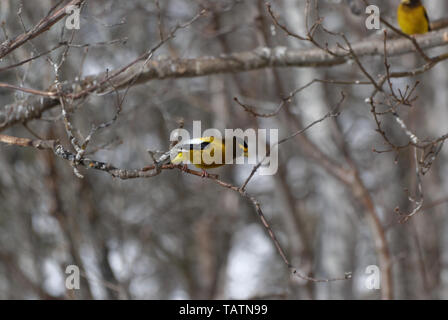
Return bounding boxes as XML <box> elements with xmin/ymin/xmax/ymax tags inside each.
<box><xmin>397</xmin><ymin>0</ymin><xmax>431</xmax><ymax>35</ymax></box>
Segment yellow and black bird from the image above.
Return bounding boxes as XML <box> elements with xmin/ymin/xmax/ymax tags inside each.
<box><xmin>169</xmin><ymin>136</ymin><xmax>248</xmax><ymax>176</ymax></box>
<box><xmin>397</xmin><ymin>0</ymin><xmax>431</xmax><ymax>35</ymax></box>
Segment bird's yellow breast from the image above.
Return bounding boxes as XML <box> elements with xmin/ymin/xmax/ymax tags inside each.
<box><xmin>397</xmin><ymin>4</ymin><xmax>430</xmax><ymax>35</ymax></box>
<box><xmin>187</xmin><ymin>145</ymin><xmax>227</xmax><ymax>169</ymax></box>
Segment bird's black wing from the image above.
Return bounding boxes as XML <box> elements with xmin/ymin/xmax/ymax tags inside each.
<box><xmin>188</xmin><ymin>141</ymin><xmax>211</xmax><ymax>150</ymax></box>
<box><xmin>424</xmin><ymin>7</ymin><xmax>431</xmax><ymax>31</ymax></box>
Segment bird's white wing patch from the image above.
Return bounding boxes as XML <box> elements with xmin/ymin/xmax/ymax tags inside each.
<box><xmin>179</xmin><ymin>138</ymin><xmax>206</xmax><ymax>145</ymax></box>
<box><xmin>176</xmin><ymin>138</ymin><xmax>211</xmax><ymax>151</ymax></box>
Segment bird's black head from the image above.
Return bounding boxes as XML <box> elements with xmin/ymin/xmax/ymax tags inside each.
<box><xmin>401</xmin><ymin>0</ymin><xmax>422</xmax><ymax>8</ymax></box>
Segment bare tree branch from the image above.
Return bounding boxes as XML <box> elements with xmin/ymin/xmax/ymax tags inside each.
<box><xmin>1</xmin><ymin>27</ymin><xmax>448</xmax><ymax>132</ymax></box>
